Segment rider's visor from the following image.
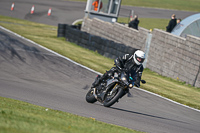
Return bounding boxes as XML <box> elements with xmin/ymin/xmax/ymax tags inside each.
<box><xmin>135</xmin><ymin>55</ymin><xmax>145</xmax><ymax>63</ymax></box>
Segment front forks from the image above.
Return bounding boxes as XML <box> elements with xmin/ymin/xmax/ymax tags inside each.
<box><xmin>108</xmin><ymin>83</ymin><xmax>119</xmax><ymax>95</ymax></box>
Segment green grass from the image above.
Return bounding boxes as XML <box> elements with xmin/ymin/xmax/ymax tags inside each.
<box><xmin>70</xmin><ymin>0</ymin><xmax>200</xmax><ymax>12</ymax></box>
<box><xmin>121</xmin><ymin>0</ymin><xmax>200</xmax><ymax>12</ymax></box>
<box><xmin>141</xmin><ymin>69</ymin><xmax>200</xmax><ymax>109</ymax></box>
<box><xmin>118</xmin><ymin>17</ymin><xmax>169</xmax><ymax>30</ymax></box>
<box><xmin>0</xmin><ymin>15</ymin><xmax>200</xmax><ymax>132</ymax></box>
<box><xmin>0</xmin><ymin>97</ymin><xmax>142</xmax><ymax>133</ymax></box>
<box><xmin>75</xmin><ymin>17</ymin><xmax>169</xmax><ymax>31</ymax></box>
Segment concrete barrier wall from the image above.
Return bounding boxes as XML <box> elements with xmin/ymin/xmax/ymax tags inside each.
<box><xmin>82</xmin><ymin>18</ymin><xmax>149</xmax><ymax>51</ymax></box>
<box><xmin>59</xmin><ymin>18</ymin><xmax>200</xmax><ymax>88</ymax></box>
<box><xmin>148</xmin><ymin>29</ymin><xmax>200</xmax><ymax>87</ymax></box>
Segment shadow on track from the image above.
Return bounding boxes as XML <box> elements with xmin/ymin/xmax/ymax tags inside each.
<box><xmin>109</xmin><ymin>106</ymin><xmax>189</xmax><ymax>124</ymax></box>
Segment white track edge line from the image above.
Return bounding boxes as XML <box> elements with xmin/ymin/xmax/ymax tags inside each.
<box><xmin>1</xmin><ymin>25</ymin><xmax>199</xmax><ymax>113</ymax></box>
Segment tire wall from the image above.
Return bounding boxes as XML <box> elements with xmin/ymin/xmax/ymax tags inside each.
<box><xmin>57</xmin><ymin>23</ymin><xmax>67</xmax><ymax>37</ymax></box>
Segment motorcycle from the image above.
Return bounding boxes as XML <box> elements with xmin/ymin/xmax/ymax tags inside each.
<box><xmin>85</xmin><ymin>70</ymin><xmax>146</xmax><ymax>107</ymax></box>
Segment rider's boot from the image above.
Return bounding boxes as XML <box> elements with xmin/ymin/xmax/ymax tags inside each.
<box><xmin>91</xmin><ymin>78</ymin><xmax>100</xmax><ymax>88</ymax></box>
<box><xmin>91</xmin><ymin>72</ymin><xmax>108</xmax><ymax>88</ymax></box>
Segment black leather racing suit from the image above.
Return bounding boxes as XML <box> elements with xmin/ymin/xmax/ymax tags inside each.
<box><xmin>92</xmin><ymin>53</ymin><xmax>144</xmax><ymax>88</ymax></box>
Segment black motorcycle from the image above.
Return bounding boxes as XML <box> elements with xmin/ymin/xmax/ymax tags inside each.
<box><xmin>85</xmin><ymin>70</ymin><xmax>146</xmax><ymax>107</ymax></box>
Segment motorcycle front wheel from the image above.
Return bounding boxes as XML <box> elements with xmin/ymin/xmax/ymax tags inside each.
<box><xmin>86</xmin><ymin>88</ymin><xmax>97</xmax><ymax>103</ymax></box>
<box><xmin>103</xmin><ymin>87</ymin><xmax>124</xmax><ymax>107</ymax></box>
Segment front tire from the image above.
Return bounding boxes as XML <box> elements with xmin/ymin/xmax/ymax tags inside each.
<box><xmin>103</xmin><ymin>87</ymin><xmax>124</xmax><ymax>107</ymax></box>
<box><xmin>86</xmin><ymin>88</ymin><xmax>97</xmax><ymax>103</ymax></box>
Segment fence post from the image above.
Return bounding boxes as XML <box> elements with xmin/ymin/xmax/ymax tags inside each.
<box><xmin>143</xmin><ymin>29</ymin><xmax>152</xmax><ymax>68</ymax></box>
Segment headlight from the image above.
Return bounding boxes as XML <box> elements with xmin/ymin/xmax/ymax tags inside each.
<box><xmin>122</xmin><ymin>77</ymin><xmax>126</xmax><ymax>81</ymax></box>
<box><xmin>129</xmin><ymin>84</ymin><xmax>133</xmax><ymax>88</ymax></box>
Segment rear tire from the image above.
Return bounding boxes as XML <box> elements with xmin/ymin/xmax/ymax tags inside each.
<box><xmin>103</xmin><ymin>87</ymin><xmax>124</xmax><ymax>107</ymax></box>
<box><xmin>86</xmin><ymin>88</ymin><xmax>97</xmax><ymax>103</ymax></box>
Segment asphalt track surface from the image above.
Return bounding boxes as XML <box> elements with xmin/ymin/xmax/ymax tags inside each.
<box><xmin>0</xmin><ymin>0</ymin><xmax>200</xmax><ymax>133</ymax></box>
<box><xmin>0</xmin><ymin>0</ymin><xmax>198</xmax><ymax>25</ymax></box>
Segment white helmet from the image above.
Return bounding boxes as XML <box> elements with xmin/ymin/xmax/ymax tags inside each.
<box><xmin>133</xmin><ymin>50</ymin><xmax>145</xmax><ymax>65</ymax></box>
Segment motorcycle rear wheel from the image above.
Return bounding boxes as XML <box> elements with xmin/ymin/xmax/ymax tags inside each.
<box><xmin>86</xmin><ymin>88</ymin><xmax>97</xmax><ymax>103</ymax></box>
<box><xmin>103</xmin><ymin>87</ymin><xmax>124</xmax><ymax>107</ymax></box>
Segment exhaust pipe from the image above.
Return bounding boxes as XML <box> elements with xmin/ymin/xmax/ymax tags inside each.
<box><xmin>93</xmin><ymin>88</ymin><xmax>98</xmax><ymax>99</ymax></box>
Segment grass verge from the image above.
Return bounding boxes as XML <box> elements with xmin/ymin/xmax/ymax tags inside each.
<box><xmin>0</xmin><ymin>97</ymin><xmax>142</xmax><ymax>133</ymax></box>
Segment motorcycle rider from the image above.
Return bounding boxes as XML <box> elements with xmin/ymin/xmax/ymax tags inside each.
<box><xmin>92</xmin><ymin>50</ymin><xmax>145</xmax><ymax>88</ymax></box>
